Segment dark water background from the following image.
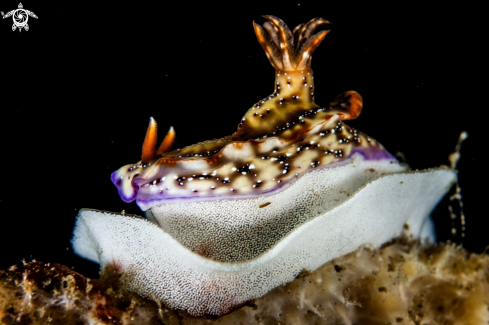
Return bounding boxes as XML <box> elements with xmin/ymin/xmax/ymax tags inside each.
<box><xmin>0</xmin><ymin>1</ymin><xmax>486</xmax><ymax>279</ymax></box>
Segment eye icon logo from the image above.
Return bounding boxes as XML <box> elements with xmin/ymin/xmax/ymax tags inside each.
<box><xmin>3</xmin><ymin>3</ymin><xmax>37</xmax><ymax>32</ymax></box>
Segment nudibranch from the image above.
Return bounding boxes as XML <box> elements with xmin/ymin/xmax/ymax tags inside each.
<box><xmin>112</xmin><ymin>17</ymin><xmax>379</xmax><ymax>210</ymax></box>
<box><xmin>73</xmin><ymin>16</ymin><xmax>456</xmax><ymax>316</ymax></box>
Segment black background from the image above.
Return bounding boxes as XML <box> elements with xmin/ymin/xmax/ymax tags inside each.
<box><xmin>0</xmin><ymin>1</ymin><xmax>486</xmax><ymax>279</ymax></box>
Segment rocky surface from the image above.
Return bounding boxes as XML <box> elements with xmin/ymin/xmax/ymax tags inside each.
<box><xmin>2</xmin><ymin>237</ymin><xmax>489</xmax><ymax>324</ymax></box>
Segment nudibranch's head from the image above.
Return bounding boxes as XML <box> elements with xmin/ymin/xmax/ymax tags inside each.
<box><xmin>111</xmin><ymin>15</ymin><xmax>392</xmax><ymax>210</ymax></box>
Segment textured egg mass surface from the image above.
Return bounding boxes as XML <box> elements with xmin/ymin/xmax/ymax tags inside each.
<box><xmin>150</xmin><ymin>154</ymin><xmax>406</xmax><ymax>262</ymax></box>
<box><xmin>73</xmin><ymin>167</ymin><xmax>455</xmax><ymax>316</ymax></box>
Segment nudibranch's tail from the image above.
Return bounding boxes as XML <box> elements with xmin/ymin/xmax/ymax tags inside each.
<box><xmin>141</xmin><ymin>117</ymin><xmax>176</xmax><ymax>164</ymax></box>
<box><xmin>253</xmin><ymin>16</ymin><xmax>330</xmax><ymax>70</ymax></box>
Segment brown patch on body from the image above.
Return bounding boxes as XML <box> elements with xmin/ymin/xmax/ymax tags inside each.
<box><xmin>193</xmin><ymin>242</ymin><xmax>217</xmax><ymax>260</ymax></box>
<box><xmin>259</xmin><ymin>202</ymin><xmax>271</xmax><ymax>208</ymax></box>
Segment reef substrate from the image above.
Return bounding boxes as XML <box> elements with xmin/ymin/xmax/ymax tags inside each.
<box><xmin>1</xmin><ymin>236</ymin><xmax>488</xmax><ymax>325</ymax></box>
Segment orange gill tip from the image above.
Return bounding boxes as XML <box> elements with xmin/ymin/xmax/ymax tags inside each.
<box><xmin>253</xmin><ymin>21</ymin><xmax>269</xmax><ymax>46</ymax></box>
<box><xmin>141</xmin><ymin>117</ymin><xmax>158</xmax><ymax>164</ymax></box>
<box><xmin>302</xmin><ymin>30</ymin><xmax>329</xmax><ymax>54</ymax></box>
<box><xmin>296</xmin><ymin>30</ymin><xmax>329</xmax><ymax>69</ymax></box>
<box><xmin>253</xmin><ymin>20</ymin><xmax>283</xmax><ymax>70</ymax></box>
<box><xmin>262</xmin><ymin>15</ymin><xmax>281</xmax><ymax>22</ymax></box>
<box><xmin>252</xmin><ymin>21</ymin><xmax>264</xmax><ymax>41</ymax></box>
<box><xmin>157</xmin><ymin>126</ymin><xmax>176</xmax><ymax>155</ymax></box>
<box><xmin>262</xmin><ymin>16</ymin><xmax>294</xmax><ymax>67</ymax></box>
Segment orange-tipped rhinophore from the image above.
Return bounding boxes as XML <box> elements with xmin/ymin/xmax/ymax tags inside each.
<box><xmin>157</xmin><ymin>126</ymin><xmax>176</xmax><ymax>155</ymax></box>
<box><xmin>141</xmin><ymin>117</ymin><xmax>158</xmax><ymax>164</ymax></box>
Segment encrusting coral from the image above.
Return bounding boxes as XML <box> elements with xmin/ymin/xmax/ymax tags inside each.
<box><xmin>2</xmin><ymin>235</ymin><xmax>489</xmax><ymax>324</ymax></box>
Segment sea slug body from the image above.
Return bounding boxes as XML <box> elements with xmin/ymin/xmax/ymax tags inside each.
<box><xmin>72</xmin><ymin>16</ymin><xmax>456</xmax><ymax>316</ymax></box>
